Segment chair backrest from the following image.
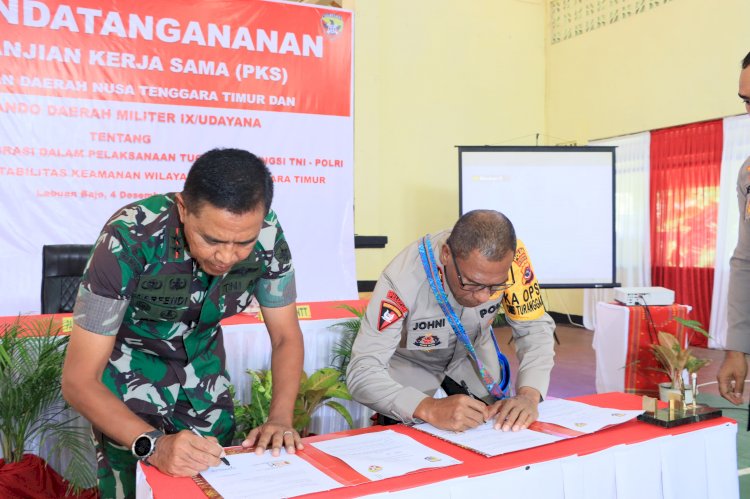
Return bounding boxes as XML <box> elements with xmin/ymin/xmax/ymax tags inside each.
<box><xmin>41</xmin><ymin>244</ymin><xmax>94</xmax><ymax>314</ymax></box>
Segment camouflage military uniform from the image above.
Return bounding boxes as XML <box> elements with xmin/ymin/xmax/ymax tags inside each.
<box><xmin>73</xmin><ymin>193</ymin><xmax>296</xmax><ymax>499</ymax></box>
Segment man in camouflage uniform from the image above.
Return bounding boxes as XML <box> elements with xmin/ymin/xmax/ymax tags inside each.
<box><xmin>347</xmin><ymin>210</ymin><xmax>555</xmax><ymax>432</ymax></box>
<box><xmin>62</xmin><ymin>149</ymin><xmax>304</xmax><ymax>498</ymax></box>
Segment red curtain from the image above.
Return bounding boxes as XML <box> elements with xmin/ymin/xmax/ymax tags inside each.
<box><xmin>650</xmin><ymin>120</ymin><xmax>723</xmax><ymax>347</ymax></box>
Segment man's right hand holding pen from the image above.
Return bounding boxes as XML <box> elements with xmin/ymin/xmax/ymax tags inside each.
<box><xmin>412</xmin><ymin>378</ymin><xmax>540</xmax><ymax>433</ymax></box>
<box><xmin>145</xmin><ymin>429</ymin><xmax>229</xmax><ymax>477</ymax></box>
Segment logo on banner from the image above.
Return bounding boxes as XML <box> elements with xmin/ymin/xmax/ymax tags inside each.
<box><xmin>378</xmin><ymin>301</ymin><xmax>404</xmax><ymax>331</ymax></box>
<box><xmin>321</xmin><ymin>14</ymin><xmax>344</xmax><ymax>36</ymax></box>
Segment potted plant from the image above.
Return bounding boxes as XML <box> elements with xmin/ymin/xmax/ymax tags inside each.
<box><xmin>233</xmin><ymin>369</ymin><xmax>274</xmax><ymax>440</ymax></box>
<box><xmin>234</xmin><ymin>367</ymin><xmax>354</xmax><ymax>440</ymax></box>
<box><xmin>328</xmin><ymin>304</ymin><xmax>365</xmax><ymax>380</ymax></box>
<box><xmin>650</xmin><ymin>317</ymin><xmax>710</xmax><ymax>403</ymax></box>
<box><xmin>0</xmin><ymin>317</ymin><xmax>96</xmax><ymax>497</ymax></box>
<box><xmin>293</xmin><ymin>367</ymin><xmax>353</xmax><ymax>437</ymax></box>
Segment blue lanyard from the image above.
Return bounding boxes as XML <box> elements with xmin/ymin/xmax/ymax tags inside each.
<box><xmin>418</xmin><ymin>236</ymin><xmax>510</xmax><ymax>399</ymax></box>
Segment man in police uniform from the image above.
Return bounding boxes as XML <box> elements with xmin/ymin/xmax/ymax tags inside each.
<box><xmin>62</xmin><ymin>148</ymin><xmax>304</xmax><ymax>498</ymax></box>
<box><xmin>718</xmin><ymin>51</ymin><xmax>750</xmax><ymax>407</ymax></box>
<box><xmin>347</xmin><ymin>210</ymin><xmax>555</xmax><ymax>432</ymax></box>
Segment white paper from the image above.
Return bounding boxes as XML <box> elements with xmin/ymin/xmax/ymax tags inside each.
<box><xmin>198</xmin><ymin>450</ymin><xmax>342</xmax><ymax>499</ymax></box>
<box><xmin>412</xmin><ymin>420</ymin><xmax>566</xmax><ymax>457</ymax></box>
<box><xmin>537</xmin><ymin>398</ymin><xmax>644</xmax><ymax>433</ymax></box>
<box><xmin>310</xmin><ymin>430</ymin><xmax>462</xmax><ymax>480</ymax></box>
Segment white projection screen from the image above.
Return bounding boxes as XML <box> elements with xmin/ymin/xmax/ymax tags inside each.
<box><xmin>459</xmin><ymin>146</ymin><xmax>617</xmax><ymax>288</ymax></box>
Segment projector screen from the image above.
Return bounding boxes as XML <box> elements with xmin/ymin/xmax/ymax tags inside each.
<box><xmin>459</xmin><ymin>146</ymin><xmax>616</xmax><ymax>288</ymax></box>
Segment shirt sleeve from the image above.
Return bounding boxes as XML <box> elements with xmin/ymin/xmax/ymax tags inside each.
<box><xmin>74</xmin><ymin>214</ymin><xmax>143</xmax><ymax>335</ymax></box>
<box><xmin>254</xmin><ymin>210</ymin><xmax>297</xmax><ymax>308</ymax></box>
<box><xmin>506</xmin><ymin>314</ymin><xmax>555</xmax><ymax>398</ymax></box>
<box><xmin>726</xmin><ymin>157</ymin><xmax>750</xmax><ymax>353</ymax></box>
<box><xmin>501</xmin><ymin>239</ymin><xmax>555</xmax><ymax>397</ymax></box>
<box><xmin>346</xmin><ymin>276</ymin><xmax>428</xmax><ymax>423</ymax></box>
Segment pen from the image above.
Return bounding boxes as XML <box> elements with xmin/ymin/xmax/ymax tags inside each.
<box><xmin>187</xmin><ymin>424</ymin><xmax>231</xmax><ymax>466</ymax></box>
<box><xmin>460</xmin><ymin>380</ymin><xmax>488</xmax><ymax>406</ymax></box>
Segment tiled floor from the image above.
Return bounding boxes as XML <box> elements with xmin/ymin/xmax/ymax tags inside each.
<box><xmin>494</xmin><ymin>323</ymin><xmax>598</xmax><ymax>399</ymax></box>
<box><xmin>494</xmin><ymin>322</ymin><xmax>750</xmax><ymax>497</ymax></box>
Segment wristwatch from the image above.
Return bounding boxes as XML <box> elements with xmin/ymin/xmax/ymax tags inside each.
<box><xmin>131</xmin><ymin>430</ymin><xmax>164</xmax><ymax>460</ymax></box>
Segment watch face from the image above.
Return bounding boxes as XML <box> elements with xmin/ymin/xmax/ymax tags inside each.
<box><xmin>134</xmin><ymin>435</ymin><xmax>153</xmax><ymax>457</ymax></box>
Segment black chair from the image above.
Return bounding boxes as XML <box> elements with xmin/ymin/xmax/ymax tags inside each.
<box><xmin>41</xmin><ymin>244</ymin><xmax>93</xmax><ymax>314</ymax></box>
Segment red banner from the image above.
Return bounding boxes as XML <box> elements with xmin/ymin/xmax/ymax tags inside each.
<box><xmin>0</xmin><ymin>0</ymin><xmax>352</xmax><ymax>115</ymax></box>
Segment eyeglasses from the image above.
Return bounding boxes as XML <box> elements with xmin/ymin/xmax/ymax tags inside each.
<box><xmin>449</xmin><ymin>245</ymin><xmax>514</xmax><ymax>294</ymax></box>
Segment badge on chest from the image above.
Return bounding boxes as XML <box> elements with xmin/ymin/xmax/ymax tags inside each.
<box><xmin>406</xmin><ymin>317</ymin><xmax>450</xmax><ymax>350</ymax></box>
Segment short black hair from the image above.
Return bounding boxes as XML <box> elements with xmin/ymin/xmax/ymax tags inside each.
<box><xmin>182</xmin><ymin>148</ymin><xmax>273</xmax><ymax>215</ymax></box>
<box><xmin>743</xmin><ymin>51</ymin><xmax>750</xmax><ymax>69</ymax></box>
<box><xmin>447</xmin><ymin>210</ymin><xmax>517</xmax><ymax>261</ymax></box>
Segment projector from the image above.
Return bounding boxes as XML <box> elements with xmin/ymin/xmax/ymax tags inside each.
<box><xmin>613</xmin><ymin>286</ymin><xmax>675</xmax><ymax>306</ymax></box>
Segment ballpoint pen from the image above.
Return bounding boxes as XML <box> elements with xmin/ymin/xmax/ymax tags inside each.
<box><xmin>187</xmin><ymin>424</ymin><xmax>231</xmax><ymax>466</ymax></box>
<box><xmin>460</xmin><ymin>380</ymin><xmax>488</xmax><ymax>406</ymax></box>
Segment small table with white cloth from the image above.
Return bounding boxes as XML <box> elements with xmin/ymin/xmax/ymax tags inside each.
<box><xmin>593</xmin><ymin>301</ymin><xmax>692</xmax><ymax>396</ymax></box>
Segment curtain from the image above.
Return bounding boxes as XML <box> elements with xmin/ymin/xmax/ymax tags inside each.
<box><xmin>710</xmin><ymin>114</ymin><xmax>750</xmax><ymax>348</ymax></box>
<box><xmin>650</xmin><ymin>120</ymin><xmax>723</xmax><ymax>347</ymax></box>
<box><xmin>583</xmin><ymin>132</ymin><xmax>652</xmax><ymax>330</ymax></box>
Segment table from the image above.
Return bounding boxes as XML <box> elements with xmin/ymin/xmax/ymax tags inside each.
<box><xmin>0</xmin><ymin>300</ymin><xmax>373</xmax><ymax>469</ymax></box>
<box><xmin>137</xmin><ymin>392</ymin><xmax>738</xmax><ymax>499</ymax></box>
<box><xmin>593</xmin><ymin>302</ymin><xmax>691</xmax><ymax>396</ymax></box>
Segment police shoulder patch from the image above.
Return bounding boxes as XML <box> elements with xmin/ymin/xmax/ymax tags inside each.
<box><xmin>378</xmin><ymin>300</ymin><xmax>404</xmax><ymax>331</ymax></box>
<box><xmin>386</xmin><ymin>290</ymin><xmax>408</xmax><ymax>315</ymax></box>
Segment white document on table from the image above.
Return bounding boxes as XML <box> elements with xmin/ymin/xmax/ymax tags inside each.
<box><xmin>536</xmin><ymin>398</ymin><xmax>644</xmax><ymax>433</ymax></box>
<box><xmin>412</xmin><ymin>420</ymin><xmax>566</xmax><ymax>457</ymax></box>
<box><xmin>310</xmin><ymin>429</ymin><xmax>462</xmax><ymax>481</ymax></box>
<box><xmin>198</xmin><ymin>450</ymin><xmax>342</xmax><ymax>499</ymax></box>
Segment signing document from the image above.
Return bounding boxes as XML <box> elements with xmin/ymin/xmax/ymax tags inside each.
<box><xmin>412</xmin><ymin>421</ymin><xmax>566</xmax><ymax>457</ymax></box>
<box><xmin>199</xmin><ymin>450</ymin><xmax>342</xmax><ymax>499</ymax></box>
<box><xmin>310</xmin><ymin>429</ymin><xmax>462</xmax><ymax>480</ymax></box>
<box><xmin>536</xmin><ymin>398</ymin><xmax>644</xmax><ymax>433</ymax></box>
<box><xmin>412</xmin><ymin>399</ymin><xmax>643</xmax><ymax>457</ymax></box>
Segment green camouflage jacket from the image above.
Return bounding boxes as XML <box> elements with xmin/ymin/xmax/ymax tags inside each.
<box><xmin>74</xmin><ymin>193</ymin><xmax>296</xmax><ymax>428</ymax></box>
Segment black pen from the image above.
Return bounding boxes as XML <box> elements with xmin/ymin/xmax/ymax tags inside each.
<box><xmin>187</xmin><ymin>424</ymin><xmax>231</xmax><ymax>466</ymax></box>
<box><xmin>460</xmin><ymin>380</ymin><xmax>488</xmax><ymax>406</ymax></box>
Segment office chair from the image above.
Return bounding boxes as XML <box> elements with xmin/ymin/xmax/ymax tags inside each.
<box><xmin>41</xmin><ymin>244</ymin><xmax>93</xmax><ymax>314</ymax></box>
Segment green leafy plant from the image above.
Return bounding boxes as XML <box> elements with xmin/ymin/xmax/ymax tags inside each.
<box><xmin>293</xmin><ymin>367</ymin><xmax>353</xmax><ymax>437</ymax></box>
<box><xmin>0</xmin><ymin>318</ymin><xmax>96</xmax><ymax>490</ymax></box>
<box><xmin>650</xmin><ymin>317</ymin><xmax>711</xmax><ymax>393</ymax></box>
<box><xmin>328</xmin><ymin>304</ymin><xmax>365</xmax><ymax>380</ymax></box>
<box><xmin>233</xmin><ymin>370</ymin><xmax>273</xmax><ymax>442</ymax></box>
<box><xmin>234</xmin><ymin>367</ymin><xmax>354</xmax><ymax>439</ymax></box>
